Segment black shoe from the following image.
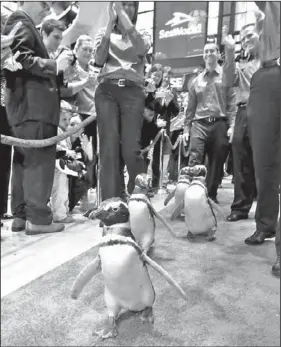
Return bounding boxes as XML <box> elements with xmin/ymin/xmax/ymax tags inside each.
<box><xmin>99</xmin><ymin>221</ymin><xmax>104</xmax><ymax>228</ymax></box>
<box><xmin>245</xmin><ymin>230</ymin><xmax>276</xmax><ymax>245</ymax></box>
<box><xmin>227</xmin><ymin>212</ymin><xmax>248</xmax><ymax>222</ymax></box>
<box><xmin>272</xmin><ymin>256</ymin><xmax>280</xmax><ymax>278</ymax></box>
<box><xmin>1</xmin><ymin>214</ymin><xmax>13</xmax><ymax>220</ymax></box>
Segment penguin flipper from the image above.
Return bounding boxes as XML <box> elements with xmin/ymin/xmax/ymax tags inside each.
<box><xmin>150</xmin><ymin>206</ymin><xmax>177</xmax><ymax>237</ymax></box>
<box><xmin>142</xmin><ymin>253</ymin><xmax>188</xmax><ymax>301</ymax></box>
<box><xmin>208</xmin><ymin>199</ymin><xmax>226</xmax><ymax>220</ymax></box>
<box><xmin>71</xmin><ymin>256</ymin><xmax>101</xmax><ymax>299</ymax></box>
<box><xmin>170</xmin><ymin>201</ymin><xmax>184</xmax><ymax>221</ymax></box>
<box><xmin>164</xmin><ymin>189</ymin><xmax>175</xmax><ymax>206</ymax></box>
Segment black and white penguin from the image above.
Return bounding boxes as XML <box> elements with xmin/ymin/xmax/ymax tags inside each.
<box><xmin>71</xmin><ymin>197</ymin><xmax>187</xmax><ymax>340</ymax></box>
<box><xmin>128</xmin><ymin>173</ymin><xmax>177</xmax><ymax>253</ymax></box>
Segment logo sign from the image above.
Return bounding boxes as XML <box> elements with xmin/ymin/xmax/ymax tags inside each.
<box><xmin>154</xmin><ymin>2</ymin><xmax>208</xmax><ymax>60</ymax></box>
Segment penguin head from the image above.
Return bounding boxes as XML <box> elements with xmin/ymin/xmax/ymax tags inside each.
<box><xmin>89</xmin><ymin>198</ymin><xmax>130</xmax><ymax>226</ymax></box>
<box><xmin>179</xmin><ymin>166</ymin><xmax>193</xmax><ymax>179</ymax></box>
<box><xmin>193</xmin><ymin>165</ymin><xmax>207</xmax><ymax>178</ymax></box>
<box><xmin>134</xmin><ymin>173</ymin><xmax>152</xmax><ymax>192</ymax></box>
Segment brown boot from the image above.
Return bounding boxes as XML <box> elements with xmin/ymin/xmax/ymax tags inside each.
<box><xmin>11</xmin><ymin>218</ymin><xmax>26</xmax><ymax>232</ymax></box>
<box><xmin>25</xmin><ymin>221</ymin><xmax>65</xmax><ymax>235</ymax></box>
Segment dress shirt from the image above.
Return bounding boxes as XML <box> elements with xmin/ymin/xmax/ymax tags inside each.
<box><xmin>184</xmin><ymin>65</ymin><xmax>236</xmax><ymax>132</ymax></box>
<box><xmin>222</xmin><ymin>47</ymin><xmax>260</xmax><ymax>104</ymax></box>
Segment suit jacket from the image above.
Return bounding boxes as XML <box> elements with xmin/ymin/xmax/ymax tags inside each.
<box><xmin>3</xmin><ymin>10</ymin><xmax>61</xmax><ymax>127</ymax></box>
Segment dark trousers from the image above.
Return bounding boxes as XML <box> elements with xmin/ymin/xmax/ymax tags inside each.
<box><xmin>141</xmin><ymin>120</ymin><xmax>161</xmax><ymax>188</ymax></box>
<box><xmin>95</xmin><ymin>83</ymin><xmax>145</xmax><ymax>201</ymax></box>
<box><xmin>231</xmin><ymin>106</ymin><xmax>256</xmax><ymax>214</ymax></box>
<box><xmin>276</xmin><ymin>218</ymin><xmax>280</xmax><ymax>257</ymax></box>
<box><xmin>11</xmin><ymin>121</ymin><xmax>57</xmax><ymax>225</ymax></box>
<box><xmin>0</xmin><ymin>106</ymin><xmax>12</xmax><ymax>216</ymax></box>
<box><xmin>248</xmin><ymin>65</ymin><xmax>280</xmax><ymax>234</ymax></box>
<box><xmin>188</xmin><ymin>119</ymin><xmax>229</xmax><ymax>198</ymax></box>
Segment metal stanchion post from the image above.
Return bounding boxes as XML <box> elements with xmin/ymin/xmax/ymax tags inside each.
<box><xmin>158</xmin><ymin>130</ymin><xmax>167</xmax><ymax>196</ymax></box>
<box><xmin>177</xmin><ymin>135</ymin><xmax>182</xmax><ymax>180</ymax></box>
<box><xmin>96</xmin><ymin>129</ymin><xmax>101</xmax><ymax>207</ymax></box>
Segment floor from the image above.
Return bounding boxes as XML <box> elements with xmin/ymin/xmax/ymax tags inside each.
<box><xmin>1</xmin><ymin>177</ymin><xmax>280</xmax><ymax>346</ymax></box>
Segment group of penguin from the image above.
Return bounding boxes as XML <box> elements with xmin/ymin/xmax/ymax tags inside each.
<box><xmin>70</xmin><ymin>165</ymin><xmax>224</xmax><ymax>340</ymax></box>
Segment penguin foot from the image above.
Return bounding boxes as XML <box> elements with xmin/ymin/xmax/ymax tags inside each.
<box><xmin>207</xmin><ymin>229</ymin><xmax>216</xmax><ymax>242</ymax></box>
<box><xmin>140</xmin><ymin>307</ymin><xmax>154</xmax><ymax>324</ymax></box>
<box><xmin>187</xmin><ymin>231</ymin><xmax>195</xmax><ymax>240</ymax></box>
<box><xmin>93</xmin><ymin>317</ymin><xmax>118</xmax><ymax>339</ymax></box>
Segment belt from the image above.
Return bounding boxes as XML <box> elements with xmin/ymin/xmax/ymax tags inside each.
<box><xmin>100</xmin><ymin>78</ymin><xmax>142</xmax><ymax>88</ymax></box>
<box><xmin>262</xmin><ymin>58</ymin><xmax>280</xmax><ymax>68</ymax></box>
<box><xmin>193</xmin><ymin>117</ymin><xmax>226</xmax><ymax>124</ymax></box>
<box><xmin>237</xmin><ymin>102</ymin><xmax>247</xmax><ymax>108</ymax></box>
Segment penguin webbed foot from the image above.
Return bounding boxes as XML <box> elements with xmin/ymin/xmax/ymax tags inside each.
<box><xmin>93</xmin><ymin>317</ymin><xmax>118</xmax><ymax>339</ymax></box>
<box><xmin>206</xmin><ymin>228</ymin><xmax>217</xmax><ymax>242</ymax></box>
<box><xmin>140</xmin><ymin>307</ymin><xmax>154</xmax><ymax>324</ymax></box>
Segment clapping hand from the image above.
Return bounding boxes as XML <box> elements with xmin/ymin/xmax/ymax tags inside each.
<box><xmin>164</xmin><ymin>90</ymin><xmax>174</xmax><ymax>106</ymax></box>
<box><xmin>57</xmin><ymin>50</ymin><xmax>74</xmax><ymax>72</ymax></box>
<box><xmin>108</xmin><ymin>1</ymin><xmax>117</xmax><ymax>23</ymax></box>
<box><xmin>113</xmin><ymin>2</ymin><xmax>124</xmax><ymax>14</ymax></box>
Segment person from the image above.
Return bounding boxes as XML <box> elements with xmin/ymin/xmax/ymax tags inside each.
<box><xmin>244</xmin><ymin>2</ymin><xmax>280</xmax><ymax>278</ymax></box>
<box><xmin>222</xmin><ymin>23</ymin><xmax>260</xmax><ymax>222</ymax></box>
<box><xmin>62</xmin><ymin>34</ymin><xmax>98</xmax><ymax>176</ymax></box>
<box><xmin>50</xmin><ymin>101</ymin><xmax>77</xmax><ymax>223</ymax></box>
<box><xmin>141</xmin><ymin>63</ymin><xmax>164</xmax><ymax>191</ymax></box>
<box><xmin>3</xmin><ymin>1</ymin><xmax>74</xmax><ymax>235</ymax></box>
<box><xmin>67</xmin><ymin>114</ymin><xmax>95</xmax><ymax>213</ymax></box>
<box><xmin>183</xmin><ymin>42</ymin><xmax>236</xmax><ymax>203</ymax></box>
<box><xmin>0</xmin><ymin>10</ymin><xmax>22</xmax><ymax>228</ymax></box>
<box><xmin>93</xmin><ymin>1</ymin><xmax>151</xmax><ymax>201</ymax></box>
<box><xmin>41</xmin><ymin>18</ymin><xmax>65</xmax><ymax>57</ymax></box>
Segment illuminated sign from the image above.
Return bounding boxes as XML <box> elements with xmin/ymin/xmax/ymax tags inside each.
<box><xmin>154</xmin><ymin>2</ymin><xmax>208</xmax><ymax>59</ymax></box>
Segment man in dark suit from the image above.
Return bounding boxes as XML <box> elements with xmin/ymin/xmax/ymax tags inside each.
<box><xmin>3</xmin><ymin>1</ymin><xmax>74</xmax><ymax>235</ymax></box>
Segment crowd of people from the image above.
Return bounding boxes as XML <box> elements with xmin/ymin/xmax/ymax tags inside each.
<box><xmin>0</xmin><ymin>1</ymin><xmax>280</xmax><ymax>278</ymax></box>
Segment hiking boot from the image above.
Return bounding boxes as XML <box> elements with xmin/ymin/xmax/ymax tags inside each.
<box><xmin>25</xmin><ymin>221</ymin><xmax>65</xmax><ymax>235</ymax></box>
<box><xmin>11</xmin><ymin>217</ymin><xmax>26</xmax><ymax>232</ymax></box>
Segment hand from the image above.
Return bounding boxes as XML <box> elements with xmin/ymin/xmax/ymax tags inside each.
<box><xmin>113</xmin><ymin>2</ymin><xmax>124</xmax><ymax>14</ymax></box>
<box><xmin>254</xmin><ymin>9</ymin><xmax>265</xmax><ymax>23</ymax></box>
<box><xmin>164</xmin><ymin>91</ymin><xmax>174</xmax><ymax>105</ymax></box>
<box><xmin>182</xmin><ymin>132</ymin><xmax>189</xmax><ymax>146</ymax></box>
<box><xmin>57</xmin><ymin>50</ymin><xmax>73</xmax><ymax>72</ymax></box>
<box><xmin>222</xmin><ymin>26</ymin><xmax>235</xmax><ymax>50</ymax></box>
<box><xmin>80</xmin><ymin>134</ymin><xmax>93</xmax><ymax>161</ymax></box>
<box><xmin>1</xmin><ymin>34</ymin><xmax>14</xmax><ymax>49</ymax></box>
<box><xmin>157</xmin><ymin>119</ymin><xmax>167</xmax><ymax>128</ymax></box>
<box><xmin>227</xmin><ymin>126</ymin><xmax>234</xmax><ymax>143</ymax></box>
<box><xmin>108</xmin><ymin>1</ymin><xmax>117</xmax><ymax>23</ymax></box>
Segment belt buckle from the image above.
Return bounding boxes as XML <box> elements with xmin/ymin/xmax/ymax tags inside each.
<box><xmin>117</xmin><ymin>79</ymin><xmax>126</xmax><ymax>87</ymax></box>
<box><xmin>277</xmin><ymin>58</ymin><xmax>280</xmax><ymax>66</ymax></box>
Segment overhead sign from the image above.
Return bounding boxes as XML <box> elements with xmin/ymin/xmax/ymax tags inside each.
<box><xmin>154</xmin><ymin>2</ymin><xmax>208</xmax><ymax>60</ymax></box>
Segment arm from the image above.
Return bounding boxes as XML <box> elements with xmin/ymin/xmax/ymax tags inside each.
<box><xmin>114</xmin><ymin>5</ymin><xmax>151</xmax><ymax>55</ymax></box>
<box><xmin>93</xmin><ymin>26</ymin><xmax>113</xmax><ymax>67</ymax></box>
<box><xmin>5</xmin><ymin>17</ymin><xmax>57</xmax><ymax>78</ymax></box>
<box><xmin>226</xmin><ymin>87</ymin><xmax>237</xmax><ymax>128</ymax></box>
<box><xmin>222</xmin><ymin>46</ymin><xmax>240</xmax><ymax>87</ymax></box>
<box><xmin>183</xmin><ymin>81</ymin><xmax>197</xmax><ymax>134</ymax></box>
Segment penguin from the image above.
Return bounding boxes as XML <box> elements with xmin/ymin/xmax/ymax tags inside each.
<box><xmin>128</xmin><ymin>173</ymin><xmax>177</xmax><ymax>253</ymax></box>
<box><xmin>171</xmin><ymin>166</ymin><xmax>224</xmax><ymax>241</ymax></box>
<box><xmin>164</xmin><ymin>167</ymin><xmax>192</xmax><ymax>221</ymax></box>
<box><xmin>71</xmin><ymin>197</ymin><xmax>188</xmax><ymax>340</ymax></box>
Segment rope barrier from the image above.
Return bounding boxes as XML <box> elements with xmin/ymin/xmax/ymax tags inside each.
<box><xmin>0</xmin><ymin>114</ymin><xmax>96</xmax><ymax>148</ymax></box>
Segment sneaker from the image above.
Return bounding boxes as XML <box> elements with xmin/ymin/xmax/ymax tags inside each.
<box><xmin>11</xmin><ymin>217</ymin><xmax>26</xmax><ymax>232</ymax></box>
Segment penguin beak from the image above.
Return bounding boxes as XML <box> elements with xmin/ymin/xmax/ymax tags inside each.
<box><xmin>88</xmin><ymin>207</ymin><xmax>104</xmax><ymax>220</ymax></box>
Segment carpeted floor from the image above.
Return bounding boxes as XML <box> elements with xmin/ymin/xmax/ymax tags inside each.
<box><xmin>1</xmin><ymin>181</ymin><xmax>280</xmax><ymax>346</ymax></box>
